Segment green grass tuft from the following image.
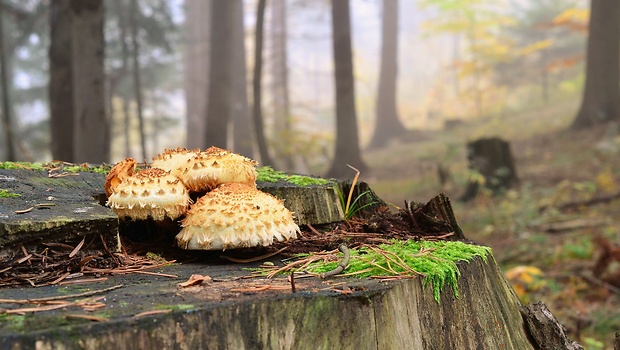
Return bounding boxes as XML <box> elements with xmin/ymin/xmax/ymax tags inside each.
<box><xmin>305</xmin><ymin>240</ymin><xmax>492</xmax><ymax>303</ymax></box>
<box><xmin>0</xmin><ymin>189</ymin><xmax>20</xmax><ymax>198</ymax></box>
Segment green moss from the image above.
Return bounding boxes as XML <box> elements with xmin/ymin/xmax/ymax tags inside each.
<box><xmin>0</xmin><ymin>314</ymin><xmax>26</xmax><ymax>333</ymax></box>
<box><xmin>0</xmin><ymin>161</ymin><xmax>45</xmax><ymax>170</ymax></box>
<box><xmin>0</xmin><ymin>188</ymin><xmax>20</xmax><ymax>198</ymax></box>
<box><xmin>0</xmin><ymin>161</ymin><xmax>110</xmax><ymax>174</ymax></box>
<box><xmin>257</xmin><ymin>166</ymin><xmax>331</xmax><ymax>186</ymax></box>
<box><xmin>305</xmin><ymin>240</ymin><xmax>492</xmax><ymax>303</ymax></box>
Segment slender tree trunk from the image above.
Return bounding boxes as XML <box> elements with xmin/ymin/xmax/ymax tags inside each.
<box><xmin>231</xmin><ymin>0</ymin><xmax>254</xmax><ymax>158</ymax></box>
<box><xmin>368</xmin><ymin>0</ymin><xmax>406</xmax><ymax>150</ymax></box>
<box><xmin>571</xmin><ymin>0</ymin><xmax>620</xmax><ymax>129</ymax></box>
<box><xmin>49</xmin><ymin>0</ymin><xmax>74</xmax><ymax>162</ymax></box>
<box><xmin>0</xmin><ymin>4</ymin><xmax>16</xmax><ymax>161</ymax></box>
<box><xmin>205</xmin><ymin>0</ymin><xmax>234</xmax><ymax>149</ymax></box>
<box><xmin>70</xmin><ymin>0</ymin><xmax>107</xmax><ymax>163</ymax></box>
<box><xmin>326</xmin><ymin>0</ymin><xmax>367</xmax><ymax>179</ymax></box>
<box><xmin>115</xmin><ymin>0</ymin><xmax>131</xmax><ymax>158</ymax></box>
<box><xmin>184</xmin><ymin>0</ymin><xmax>210</xmax><ymax>149</ymax></box>
<box><xmin>270</xmin><ymin>0</ymin><xmax>293</xmax><ymax>170</ymax></box>
<box><xmin>252</xmin><ymin>0</ymin><xmax>273</xmax><ymax>166</ymax></box>
<box><xmin>130</xmin><ymin>0</ymin><xmax>147</xmax><ymax>161</ymax></box>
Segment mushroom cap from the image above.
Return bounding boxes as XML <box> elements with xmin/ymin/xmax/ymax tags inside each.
<box><xmin>176</xmin><ymin>183</ymin><xmax>299</xmax><ymax>250</ymax></box>
<box><xmin>106</xmin><ymin>168</ymin><xmax>192</xmax><ymax>221</ymax></box>
<box><xmin>178</xmin><ymin>146</ymin><xmax>258</xmax><ymax>192</ymax></box>
<box><xmin>151</xmin><ymin>147</ymin><xmax>201</xmax><ymax>179</ymax></box>
<box><xmin>104</xmin><ymin>158</ymin><xmax>137</xmax><ymax>197</ymax></box>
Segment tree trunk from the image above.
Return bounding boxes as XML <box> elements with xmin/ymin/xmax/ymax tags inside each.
<box><xmin>367</xmin><ymin>0</ymin><xmax>406</xmax><ymax>150</ymax></box>
<box><xmin>231</xmin><ymin>0</ymin><xmax>254</xmax><ymax>159</ymax></box>
<box><xmin>115</xmin><ymin>0</ymin><xmax>132</xmax><ymax>158</ymax></box>
<box><xmin>70</xmin><ymin>0</ymin><xmax>107</xmax><ymax>164</ymax></box>
<box><xmin>205</xmin><ymin>0</ymin><xmax>234</xmax><ymax>149</ymax></box>
<box><xmin>49</xmin><ymin>0</ymin><xmax>74</xmax><ymax>162</ymax></box>
<box><xmin>270</xmin><ymin>0</ymin><xmax>293</xmax><ymax>170</ymax></box>
<box><xmin>326</xmin><ymin>0</ymin><xmax>367</xmax><ymax>179</ymax></box>
<box><xmin>571</xmin><ymin>0</ymin><xmax>620</xmax><ymax>129</ymax></box>
<box><xmin>0</xmin><ymin>5</ymin><xmax>15</xmax><ymax>161</ymax></box>
<box><xmin>130</xmin><ymin>0</ymin><xmax>147</xmax><ymax>161</ymax></box>
<box><xmin>252</xmin><ymin>0</ymin><xmax>273</xmax><ymax>166</ymax></box>
<box><xmin>184</xmin><ymin>0</ymin><xmax>210</xmax><ymax>150</ymax></box>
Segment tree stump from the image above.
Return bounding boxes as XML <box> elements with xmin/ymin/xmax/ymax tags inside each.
<box><xmin>461</xmin><ymin>137</ymin><xmax>518</xmax><ymax>201</ymax></box>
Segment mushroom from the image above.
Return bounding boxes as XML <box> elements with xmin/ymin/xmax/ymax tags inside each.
<box><xmin>178</xmin><ymin>146</ymin><xmax>258</xmax><ymax>192</ymax></box>
<box><xmin>106</xmin><ymin>168</ymin><xmax>192</xmax><ymax>221</ymax></box>
<box><xmin>104</xmin><ymin>158</ymin><xmax>137</xmax><ymax>197</ymax></box>
<box><xmin>151</xmin><ymin>147</ymin><xmax>201</xmax><ymax>179</ymax></box>
<box><xmin>176</xmin><ymin>183</ymin><xmax>299</xmax><ymax>250</ymax></box>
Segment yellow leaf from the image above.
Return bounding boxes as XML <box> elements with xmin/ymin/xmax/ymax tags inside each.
<box><xmin>596</xmin><ymin>169</ymin><xmax>617</xmax><ymax>193</ymax></box>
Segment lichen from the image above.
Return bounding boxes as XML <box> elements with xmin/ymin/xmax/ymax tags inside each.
<box><xmin>0</xmin><ymin>189</ymin><xmax>20</xmax><ymax>198</ymax></box>
<box><xmin>257</xmin><ymin>166</ymin><xmax>331</xmax><ymax>186</ymax></box>
<box><xmin>304</xmin><ymin>240</ymin><xmax>492</xmax><ymax>303</ymax></box>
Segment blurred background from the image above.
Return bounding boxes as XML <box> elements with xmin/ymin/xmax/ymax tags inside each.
<box><xmin>2</xmin><ymin>0</ymin><xmax>620</xmax><ymax>347</ymax></box>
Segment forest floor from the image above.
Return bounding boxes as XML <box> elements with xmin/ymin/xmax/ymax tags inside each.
<box><xmin>364</xmin><ymin>97</ymin><xmax>620</xmax><ymax>349</ymax></box>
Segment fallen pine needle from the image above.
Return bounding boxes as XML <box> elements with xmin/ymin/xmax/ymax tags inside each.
<box><xmin>0</xmin><ymin>284</ymin><xmax>123</xmax><ymax>304</ymax></box>
<box><xmin>65</xmin><ymin>314</ymin><xmax>109</xmax><ymax>322</ymax></box>
<box><xmin>59</xmin><ymin>277</ymin><xmax>108</xmax><ymax>286</ymax></box>
<box><xmin>220</xmin><ymin>246</ymin><xmax>288</xmax><ymax>263</ymax></box>
<box><xmin>134</xmin><ymin>309</ymin><xmax>172</xmax><ymax>318</ymax></box>
<box><xmin>132</xmin><ymin>270</ymin><xmax>178</xmax><ymax>278</ymax></box>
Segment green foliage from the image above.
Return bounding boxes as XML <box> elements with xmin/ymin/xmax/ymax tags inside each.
<box><xmin>257</xmin><ymin>166</ymin><xmax>331</xmax><ymax>186</ymax></box>
<box><xmin>335</xmin><ymin>186</ymin><xmax>378</xmax><ymax>220</ymax></box>
<box><xmin>305</xmin><ymin>240</ymin><xmax>492</xmax><ymax>303</ymax></box>
<box><xmin>0</xmin><ymin>162</ymin><xmax>45</xmax><ymax>170</ymax></box>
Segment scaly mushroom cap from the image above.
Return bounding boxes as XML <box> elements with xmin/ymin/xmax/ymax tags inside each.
<box><xmin>176</xmin><ymin>183</ymin><xmax>299</xmax><ymax>250</ymax></box>
<box><xmin>106</xmin><ymin>168</ymin><xmax>192</xmax><ymax>221</ymax></box>
<box><xmin>179</xmin><ymin>146</ymin><xmax>258</xmax><ymax>192</ymax></box>
<box><xmin>104</xmin><ymin>158</ymin><xmax>137</xmax><ymax>197</ymax></box>
<box><xmin>151</xmin><ymin>147</ymin><xmax>201</xmax><ymax>179</ymax></box>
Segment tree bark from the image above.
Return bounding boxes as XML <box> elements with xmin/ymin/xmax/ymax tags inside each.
<box><xmin>571</xmin><ymin>0</ymin><xmax>620</xmax><ymax>129</ymax></box>
<box><xmin>0</xmin><ymin>4</ymin><xmax>15</xmax><ymax>161</ymax></box>
<box><xmin>270</xmin><ymin>0</ymin><xmax>293</xmax><ymax>170</ymax></box>
<box><xmin>326</xmin><ymin>0</ymin><xmax>367</xmax><ymax>179</ymax></box>
<box><xmin>49</xmin><ymin>0</ymin><xmax>74</xmax><ymax>162</ymax></box>
<box><xmin>367</xmin><ymin>0</ymin><xmax>406</xmax><ymax>150</ymax></box>
<box><xmin>184</xmin><ymin>0</ymin><xmax>209</xmax><ymax>150</ymax></box>
<box><xmin>129</xmin><ymin>0</ymin><xmax>147</xmax><ymax>161</ymax></box>
<box><xmin>252</xmin><ymin>0</ymin><xmax>273</xmax><ymax>166</ymax></box>
<box><xmin>205</xmin><ymin>0</ymin><xmax>234</xmax><ymax>149</ymax></box>
<box><xmin>231</xmin><ymin>0</ymin><xmax>254</xmax><ymax>159</ymax></box>
<box><xmin>70</xmin><ymin>0</ymin><xmax>107</xmax><ymax>163</ymax></box>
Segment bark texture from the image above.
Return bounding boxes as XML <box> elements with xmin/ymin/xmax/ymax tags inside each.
<box><xmin>571</xmin><ymin>0</ymin><xmax>620</xmax><ymax>129</ymax></box>
<box><xmin>326</xmin><ymin>0</ymin><xmax>367</xmax><ymax>179</ymax></box>
<box><xmin>368</xmin><ymin>0</ymin><xmax>406</xmax><ymax>150</ymax></box>
<box><xmin>205</xmin><ymin>0</ymin><xmax>234</xmax><ymax>149</ymax></box>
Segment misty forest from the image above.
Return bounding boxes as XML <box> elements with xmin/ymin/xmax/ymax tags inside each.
<box><xmin>1</xmin><ymin>0</ymin><xmax>620</xmax><ymax>347</ymax></box>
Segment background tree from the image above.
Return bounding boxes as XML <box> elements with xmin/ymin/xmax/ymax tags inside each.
<box><xmin>231</xmin><ymin>0</ymin><xmax>254</xmax><ymax>158</ymax></box>
<box><xmin>49</xmin><ymin>0</ymin><xmax>107</xmax><ymax>163</ymax></box>
<box><xmin>326</xmin><ymin>0</ymin><xmax>367</xmax><ymax>179</ymax></box>
<box><xmin>571</xmin><ymin>0</ymin><xmax>620</xmax><ymax>129</ymax></box>
<box><xmin>204</xmin><ymin>0</ymin><xmax>233</xmax><ymax>149</ymax></box>
<box><xmin>184</xmin><ymin>0</ymin><xmax>209</xmax><ymax>150</ymax></box>
<box><xmin>269</xmin><ymin>0</ymin><xmax>293</xmax><ymax>170</ymax></box>
<box><xmin>252</xmin><ymin>0</ymin><xmax>273</xmax><ymax>166</ymax></box>
<box><xmin>367</xmin><ymin>0</ymin><xmax>406</xmax><ymax>150</ymax></box>
<box><xmin>0</xmin><ymin>4</ymin><xmax>16</xmax><ymax>161</ymax></box>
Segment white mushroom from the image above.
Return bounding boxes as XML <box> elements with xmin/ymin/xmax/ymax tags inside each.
<box><xmin>176</xmin><ymin>183</ymin><xmax>299</xmax><ymax>250</ymax></box>
<box><xmin>151</xmin><ymin>147</ymin><xmax>201</xmax><ymax>179</ymax></box>
<box><xmin>178</xmin><ymin>146</ymin><xmax>258</xmax><ymax>192</ymax></box>
<box><xmin>106</xmin><ymin>168</ymin><xmax>192</xmax><ymax>221</ymax></box>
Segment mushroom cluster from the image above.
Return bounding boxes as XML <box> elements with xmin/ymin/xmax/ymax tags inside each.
<box><xmin>105</xmin><ymin>147</ymin><xmax>299</xmax><ymax>250</ymax></box>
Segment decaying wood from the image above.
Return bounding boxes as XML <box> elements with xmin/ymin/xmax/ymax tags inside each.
<box><xmin>520</xmin><ymin>302</ymin><xmax>583</xmax><ymax>350</ymax></box>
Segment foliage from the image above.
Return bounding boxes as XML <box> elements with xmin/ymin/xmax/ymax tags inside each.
<box><xmin>335</xmin><ymin>186</ymin><xmax>377</xmax><ymax>220</ymax></box>
<box><xmin>304</xmin><ymin>240</ymin><xmax>492</xmax><ymax>302</ymax></box>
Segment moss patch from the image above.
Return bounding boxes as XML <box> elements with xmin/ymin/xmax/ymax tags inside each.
<box><xmin>0</xmin><ymin>189</ymin><xmax>20</xmax><ymax>198</ymax></box>
<box><xmin>257</xmin><ymin>166</ymin><xmax>331</xmax><ymax>186</ymax></box>
<box><xmin>0</xmin><ymin>161</ymin><xmax>110</xmax><ymax>174</ymax></box>
<box><xmin>305</xmin><ymin>240</ymin><xmax>492</xmax><ymax>302</ymax></box>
